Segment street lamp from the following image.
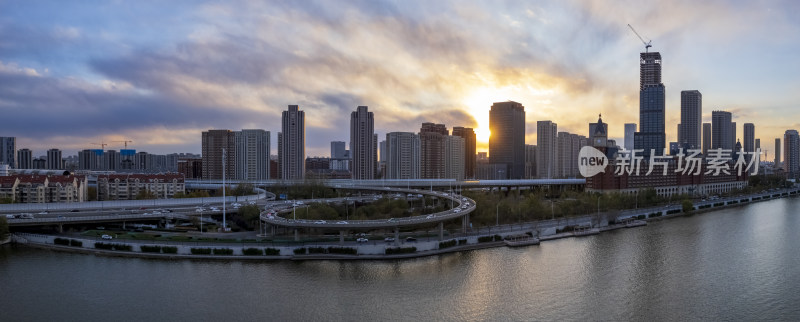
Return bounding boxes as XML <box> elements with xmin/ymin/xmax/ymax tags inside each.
<box><xmin>496</xmin><ymin>203</ymin><xmax>499</xmax><ymax>226</ymax></box>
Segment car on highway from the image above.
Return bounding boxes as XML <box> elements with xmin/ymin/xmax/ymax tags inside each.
<box><xmin>336</xmin><ymin>221</ymin><xmax>348</xmax><ymax>224</ymax></box>
<box><xmin>210</xmin><ymin>207</ymin><xmax>220</xmax><ymax>212</ymax></box>
<box><xmin>454</xmin><ymin>209</ymin><xmax>462</xmax><ymax>213</ymax></box>
<box><xmin>37</xmin><ymin>211</ymin><xmax>48</xmax><ymax>215</ymax></box>
<box><xmin>387</xmin><ymin>218</ymin><xmax>397</xmax><ymax>223</ymax></box>
<box><xmin>384</xmin><ymin>237</ymin><xmax>395</xmax><ymax>242</ymax></box>
<box><xmin>426</xmin><ymin>214</ymin><xmax>434</xmax><ymax>219</ymax></box>
<box><xmin>405</xmin><ymin>237</ymin><xmax>417</xmax><ymax>242</ymax></box>
<box><xmin>357</xmin><ymin>237</ymin><xmax>369</xmax><ymax>243</ymax></box>
<box><xmin>5</xmin><ymin>214</ymin><xmax>14</xmax><ymax>219</ymax></box>
<box><xmin>101</xmin><ymin>235</ymin><xmax>113</xmax><ymax>240</ymax></box>
<box><xmin>314</xmin><ymin>220</ymin><xmax>327</xmax><ymax>224</ymax></box>
<box><xmin>195</xmin><ymin>208</ymin><xmax>205</xmax><ymax>212</ymax></box>
<box><xmin>151</xmin><ymin>211</ymin><xmax>162</xmax><ymax>215</ymax></box>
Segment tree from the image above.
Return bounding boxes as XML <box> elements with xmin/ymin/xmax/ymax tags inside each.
<box><xmin>87</xmin><ymin>187</ymin><xmax>97</xmax><ymax>201</ymax></box>
<box><xmin>135</xmin><ymin>189</ymin><xmax>157</xmax><ymax>200</ymax></box>
<box><xmin>0</xmin><ymin>217</ymin><xmax>9</xmax><ymax>241</ymax></box>
<box><xmin>681</xmin><ymin>199</ymin><xmax>694</xmax><ymax>213</ymax></box>
<box><xmin>231</xmin><ymin>183</ymin><xmax>255</xmax><ymax>196</ymax></box>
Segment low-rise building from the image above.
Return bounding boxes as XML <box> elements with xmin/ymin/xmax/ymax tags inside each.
<box><xmin>0</xmin><ymin>175</ymin><xmax>88</xmax><ymax>203</ymax></box>
<box><xmin>97</xmin><ymin>174</ymin><xmax>185</xmax><ymax>200</ymax></box>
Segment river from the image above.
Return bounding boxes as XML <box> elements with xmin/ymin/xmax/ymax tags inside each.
<box><xmin>2</xmin><ymin>196</ymin><xmax>799</xmax><ymax>321</ymax></box>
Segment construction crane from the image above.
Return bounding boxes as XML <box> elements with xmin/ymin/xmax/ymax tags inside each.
<box><xmin>627</xmin><ymin>24</ymin><xmax>652</xmax><ymax>52</ymax></box>
<box><xmin>114</xmin><ymin>140</ymin><xmax>134</xmax><ymax>149</ymax></box>
<box><xmin>91</xmin><ymin>142</ymin><xmax>108</xmax><ymax>150</ymax></box>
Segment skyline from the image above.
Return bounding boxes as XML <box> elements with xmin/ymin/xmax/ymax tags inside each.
<box><xmin>2</xmin><ymin>1</ymin><xmax>799</xmax><ymax>157</ymax></box>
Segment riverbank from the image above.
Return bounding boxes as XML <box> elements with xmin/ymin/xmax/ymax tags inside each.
<box><xmin>11</xmin><ymin>187</ymin><xmax>799</xmax><ymax>261</ymax></box>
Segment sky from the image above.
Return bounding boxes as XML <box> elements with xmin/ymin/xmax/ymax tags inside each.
<box><xmin>1</xmin><ymin>0</ymin><xmax>799</xmax><ymax>158</ymax></box>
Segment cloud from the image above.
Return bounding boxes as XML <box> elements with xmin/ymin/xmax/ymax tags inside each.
<box><xmin>2</xmin><ymin>0</ymin><xmax>800</xmax><ymax>157</ymax></box>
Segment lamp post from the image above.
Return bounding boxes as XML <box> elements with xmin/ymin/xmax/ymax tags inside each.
<box><xmin>496</xmin><ymin>203</ymin><xmax>499</xmax><ymax>226</ymax></box>
<box><xmin>222</xmin><ymin>148</ymin><xmax>227</xmax><ymax>232</ymax></box>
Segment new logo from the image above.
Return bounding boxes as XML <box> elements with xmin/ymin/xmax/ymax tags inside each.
<box><xmin>578</xmin><ymin>146</ymin><xmax>608</xmax><ymax>177</ymax></box>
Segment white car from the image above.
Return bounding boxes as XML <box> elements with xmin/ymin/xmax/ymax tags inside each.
<box><xmin>454</xmin><ymin>209</ymin><xmax>462</xmax><ymax>213</ymax></box>
<box><xmin>356</xmin><ymin>238</ymin><xmax>369</xmax><ymax>243</ymax></box>
<box><xmin>384</xmin><ymin>237</ymin><xmax>395</xmax><ymax>242</ymax></box>
<box><xmin>426</xmin><ymin>214</ymin><xmax>434</xmax><ymax>219</ymax></box>
<box><xmin>195</xmin><ymin>208</ymin><xmax>205</xmax><ymax>212</ymax></box>
<box><xmin>337</xmin><ymin>221</ymin><xmax>348</xmax><ymax>224</ymax></box>
<box><xmin>101</xmin><ymin>235</ymin><xmax>113</xmax><ymax>240</ymax></box>
<box><xmin>314</xmin><ymin>220</ymin><xmax>326</xmax><ymax>224</ymax></box>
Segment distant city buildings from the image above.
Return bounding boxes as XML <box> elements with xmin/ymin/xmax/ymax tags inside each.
<box><xmin>201</xmin><ymin>129</ymin><xmax>236</xmax><ymax>180</ymax></box>
<box><xmin>624</xmin><ymin>123</ymin><xmax>636</xmax><ymax>150</ymax></box>
<box><xmin>279</xmin><ymin>105</ymin><xmax>306</xmax><ymax>180</ymax></box>
<box><xmin>784</xmin><ymin>130</ymin><xmax>799</xmax><ymax>178</ymax></box>
<box><xmin>679</xmin><ymin>90</ymin><xmax>702</xmax><ymax>149</ymax></box>
<box><xmin>451</xmin><ymin>127</ymin><xmax>476</xmax><ymax>179</ymax></box>
<box><xmin>743</xmin><ymin>123</ymin><xmax>755</xmax><ymax>162</ymax></box>
<box><xmin>444</xmin><ymin>135</ymin><xmax>465</xmax><ymax>180</ymax></box>
<box><xmin>419</xmin><ymin>122</ymin><xmax>448</xmax><ymax>179</ymax></box>
<box><xmin>350</xmin><ymin>106</ymin><xmax>376</xmax><ymax>180</ymax></box>
<box><xmin>0</xmin><ymin>137</ymin><xmax>16</xmax><ymax>168</ymax></box>
<box><xmin>17</xmin><ymin>148</ymin><xmax>32</xmax><ymax>169</ymax></box>
<box><xmin>489</xmin><ymin>101</ymin><xmax>525</xmax><ymax>179</ymax></box>
<box><xmin>634</xmin><ymin>52</ymin><xmax>665</xmax><ymax>156</ymax></box>
<box><xmin>47</xmin><ymin>149</ymin><xmax>63</xmax><ymax>170</ymax></box>
<box><xmin>536</xmin><ymin>121</ymin><xmax>557</xmax><ymax>179</ymax></box>
<box><xmin>712</xmin><ymin>111</ymin><xmax>734</xmax><ymax>150</ymax></box>
<box><xmin>384</xmin><ymin>132</ymin><xmax>420</xmax><ymax>179</ymax></box>
<box><xmin>702</xmin><ymin>123</ymin><xmax>712</xmax><ymax>155</ymax></box>
<box><xmin>234</xmin><ymin>129</ymin><xmax>270</xmax><ymax>180</ymax></box>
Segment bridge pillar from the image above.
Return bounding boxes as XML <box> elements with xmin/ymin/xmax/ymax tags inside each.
<box><xmin>463</xmin><ymin>214</ymin><xmax>470</xmax><ymax>234</ymax></box>
<box><xmin>438</xmin><ymin>222</ymin><xmax>444</xmax><ymax>241</ymax></box>
<box><xmin>123</xmin><ymin>221</ymin><xmax>126</xmax><ymax>230</ymax></box>
<box><xmin>271</xmin><ymin>225</ymin><xmax>276</xmax><ymax>236</ymax></box>
<box><xmin>394</xmin><ymin>227</ymin><xmax>400</xmax><ymax>246</ymax></box>
<box><xmin>294</xmin><ymin>229</ymin><xmax>299</xmax><ymax>242</ymax></box>
<box><xmin>340</xmin><ymin>230</ymin><xmax>346</xmax><ymax>244</ymax></box>
<box><xmin>58</xmin><ymin>224</ymin><xmax>63</xmax><ymax>234</ymax></box>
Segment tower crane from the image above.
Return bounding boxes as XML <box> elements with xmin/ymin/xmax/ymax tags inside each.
<box><xmin>91</xmin><ymin>142</ymin><xmax>108</xmax><ymax>150</ymax></box>
<box><xmin>627</xmin><ymin>24</ymin><xmax>652</xmax><ymax>52</ymax></box>
<box><xmin>114</xmin><ymin>140</ymin><xmax>134</xmax><ymax>149</ymax></box>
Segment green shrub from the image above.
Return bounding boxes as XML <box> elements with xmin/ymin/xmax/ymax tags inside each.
<box><xmin>242</xmin><ymin>248</ymin><xmax>263</xmax><ymax>256</ymax></box>
<box><xmin>438</xmin><ymin>240</ymin><xmax>457</xmax><ymax>249</ymax></box>
<box><xmin>327</xmin><ymin>247</ymin><xmax>357</xmax><ymax>255</ymax></box>
<box><xmin>140</xmin><ymin>245</ymin><xmax>162</xmax><ymax>253</ymax></box>
<box><xmin>162</xmin><ymin>246</ymin><xmax>178</xmax><ymax>254</ymax></box>
<box><xmin>190</xmin><ymin>248</ymin><xmax>212</xmax><ymax>255</ymax></box>
<box><xmin>637</xmin><ymin>215</ymin><xmax>646</xmax><ymax>220</ymax></box>
<box><xmin>293</xmin><ymin>248</ymin><xmax>307</xmax><ymax>255</ymax></box>
<box><xmin>54</xmin><ymin>238</ymin><xmax>69</xmax><ymax>246</ymax></box>
<box><xmin>493</xmin><ymin>234</ymin><xmax>502</xmax><ymax>241</ymax></box>
<box><xmin>115</xmin><ymin>244</ymin><xmax>133</xmax><ymax>251</ymax></box>
<box><xmin>457</xmin><ymin>239</ymin><xmax>467</xmax><ymax>245</ymax></box>
<box><xmin>666</xmin><ymin>209</ymin><xmax>680</xmax><ymax>215</ymax></box>
<box><xmin>69</xmin><ymin>239</ymin><xmax>82</xmax><ymax>247</ymax></box>
<box><xmin>264</xmin><ymin>248</ymin><xmax>281</xmax><ymax>256</ymax></box>
<box><xmin>213</xmin><ymin>248</ymin><xmax>233</xmax><ymax>255</ymax></box>
<box><xmin>477</xmin><ymin>236</ymin><xmax>494</xmax><ymax>243</ymax></box>
<box><xmin>385</xmin><ymin>247</ymin><xmax>417</xmax><ymax>254</ymax></box>
<box><xmin>94</xmin><ymin>242</ymin><xmax>113</xmax><ymax>250</ymax></box>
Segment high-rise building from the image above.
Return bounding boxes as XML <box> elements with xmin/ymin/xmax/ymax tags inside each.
<box><xmin>711</xmin><ymin>111</ymin><xmax>733</xmax><ymax>150</ymax></box>
<box><xmin>489</xmin><ymin>101</ymin><xmax>526</xmax><ymax>179</ymax></box>
<box><xmin>784</xmin><ymin>130</ymin><xmax>800</xmax><ymax>178</ymax></box>
<box><xmin>702</xmin><ymin>123</ymin><xmax>712</xmax><ymax>155</ymax></box>
<box><xmin>234</xmin><ymin>129</ymin><xmax>270</xmax><ymax>180</ymax></box>
<box><xmin>524</xmin><ymin>145</ymin><xmax>537</xmax><ymax>179</ymax></box>
<box><xmin>17</xmin><ymin>148</ymin><xmax>32</xmax><ymax>169</ymax></box>
<box><xmin>634</xmin><ymin>84</ymin><xmax>666</xmax><ymax>155</ymax></box>
<box><xmin>384</xmin><ymin>132</ymin><xmax>420</xmax><ymax>179</ymax></box>
<box><xmin>419</xmin><ymin>123</ymin><xmax>448</xmax><ymax>179</ymax></box>
<box><xmin>624</xmin><ymin>123</ymin><xmax>636</xmax><ymax>150</ymax></box>
<box><xmin>279</xmin><ymin>105</ymin><xmax>305</xmax><ymax>180</ymax></box>
<box><xmin>634</xmin><ymin>51</ymin><xmax>665</xmax><ymax>156</ymax></box>
<box><xmin>731</xmin><ymin>122</ymin><xmax>737</xmax><ymax>150</ymax></box>
<box><xmin>201</xmin><ymin>130</ymin><xmax>236</xmax><ymax>180</ymax></box>
<box><xmin>743</xmin><ymin>123</ymin><xmax>755</xmax><ymax>162</ymax></box>
<box><xmin>536</xmin><ymin>121</ymin><xmax>557</xmax><ymax>178</ymax></box>
<box><xmin>331</xmin><ymin>141</ymin><xmax>346</xmax><ymax>159</ymax></box>
<box><xmin>350</xmin><ymin>106</ymin><xmax>375</xmax><ymax>180</ymax></box>
<box><xmin>0</xmin><ymin>137</ymin><xmax>16</xmax><ymax>168</ymax></box>
<box><xmin>177</xmin><ymin>158</ymin><xmax>203</xmax><ymax>179</ymax></box>
<box><xmin>444</xmin><ymin>135</ymin><xmax>465</xmax><ymax>180</ymax></box>
<box><xmin>78</xmin><ymin>149</ymin><xmax>103</xmax><ymax>170</ymax></box>
<box><xmin>639</xmin><ymin>52</ymin><xmax>662</xmax><ymax>90</ymax></box>
<box><xmin>679</xmin><ymin>90</ymin><xmax>702</xmax><ymax>149</ymax></box>
<box><xmin>775</xmin><ymin>138</ymin><xmax>782</xmax><ymax>166</ymax></box>
<box><xmin>557</xmin><ymin>132</ymin><xmax>573</xmax><ymax>178</ymax></box>
<box><xmin>451</xmin><ymin>127</ymin><xmax>477</xmax><ymax>179</ymax></box>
